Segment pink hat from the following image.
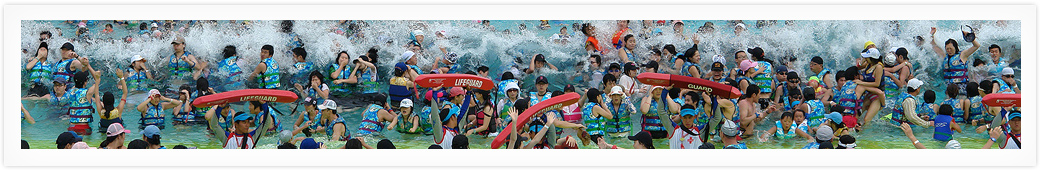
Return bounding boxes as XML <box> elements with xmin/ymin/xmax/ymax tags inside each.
<box><xmin>71</xmin><ymin>142</ymin><xmax>95</xmax><ymax>149</ymax></box>
<box><xmin>450</xmin><ymin>87</ymin><xmax>465</xmax><ymax>97</ymax></box>
<box><xmin>739</xmin><ymin>60</ymin><xmax>757</xmax><ymax>72</ymax></box>
<box><xmin>106</xmin><ymin>123</ymin><xmax>131</xmax><ymax>137</ymax></box>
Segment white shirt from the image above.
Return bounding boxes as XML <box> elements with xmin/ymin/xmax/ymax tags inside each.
<box><xmin>669</xmin><ymin>126</ymin><xmax>703</xmax><ymax>149</ymax></box>
<box><xmin>437</xmin><ymin>128</ymin><xmax>457</xmax><ymax>149</ymax></box>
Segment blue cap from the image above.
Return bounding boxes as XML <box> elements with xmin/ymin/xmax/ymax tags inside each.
<box><xmin>234</xmin><ymin>113</ymin><xmax>254</xmax><ymax>121</ymax></box>
<box><xmin>1008</xmin><ymin>112</ymin><xmax>1021</xmax><ymax>119</ymax></box>
<box><xmin>143</xmin><ymin>125</ymin><xmax>161</xmax><ymax>138</ymax></box>
<box><xmin>300</xmin><ymin>138</ymin><xmax>322</xmax><ymax>149</ymax></box>
<box><xmin>395</xmin><ymin>62</ymin><xmax>408</xmax><ymax>72</ymax></box>
<box><xmin>680</xmin><ymin>109</ymin><xmax>696</xmax><ymax>117</ymax></box>
<box><xmin>775</xmin><ymin>65</ymin><xmax>788</xmax><ymax>74</ymax></box>
<box><xmin>825</xmin><ymin>112</ymin><xmax>843</xmax><ymax>124</ymax></box>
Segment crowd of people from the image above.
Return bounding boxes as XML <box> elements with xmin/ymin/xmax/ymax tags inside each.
<box><xmin>21</xmin><ymin>20</ymin><xmax>1021</xmax><ymax>149</ymax></box>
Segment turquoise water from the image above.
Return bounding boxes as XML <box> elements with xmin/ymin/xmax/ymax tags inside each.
<box><xmin>20</xmin><ymin>20</ymin><xmax>1019</xmax><ymax>149</ymax></box>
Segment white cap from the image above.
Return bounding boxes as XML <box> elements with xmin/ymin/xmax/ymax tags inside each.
<box><xmin>1001</xmin><ymin>67</ymin><xmax>1015</xmax><ymax>76</ymax></box>
<box><xmin>609</xmin><ymin>86</ymin><xmax>624</xmax><ymax>96</ymax></box>
<box><xmin>71</xmin><ymin>142</ymin><xmax>95</xmax><ymax>149</ymax></box>
<box><xmin>412</xmin><ymin>30</ymin><xmax>425</xmax><ymax>36</ymax></box>
<box><xmin>860</xmin><ymin>48</ymin><xmax>881</xmax><ymax>59</ymax></box>
<box><xmin>318</xmin><ymin>100</ymin><xmax>337</xmax><ymax>110</ymax></box>
<box><xmin>400</xmin><ymin>51</ymin><xmax>416</xmax><ymax>62</ymax></box>
<box><xmin>505</xmin><ymin>82</ymin><xmax>520</xmax><ymax>91</ymax></box>
<box><xmin>279</xmin><ymin>130</ymin><xmax>294</xmax><ymax>144</ymax></box>
<box><xmin>651</xmin><ymin>86</ymin><xmax>665</xmax><ymax>91</ymax></box>
<box><xmin>883</xmin><ymin>53</ymin><xmax>897</xmax><ymax>66</ymax></box>
<box><xmin>400</xmin><ymin>99</ymin><xmax>414</xmax><ymax>108</ymax></box>
<box><xmin>131</xmin><ymin>55</ymin><xmax>146</xmax><ymax>63</ymax></box>
<box><xmin>945</xmin><ymin>140</ymin><xmax>962</xmax><ymax>149</ymax></box>
<box><xmin>150</xmin><ymin>23</ymin><xmax>159</xmax><ymax>28</ymax></box>
<box><xmin>736</xmin><ymin>23</ymin><xmax>746</xmax><ymax>29</ymax></box>
<box><xmin>712</xmin><ymin>54</ymin><xmax>726</xmax><ymax>64</ymax></box>
<box><xmin>907</xmin><ymin>78</ymin><xmax>924</xmax><ymax>90</ymax></box>
<box><xmin>148</xmin><ymin>89</ymin><xmax>161</xmax><ymax>97</ymax></box>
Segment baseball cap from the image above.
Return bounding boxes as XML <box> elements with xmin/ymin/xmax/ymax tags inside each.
<box><xmin>816</xmin><ymin>125</ymin><xmax>834</xmax><ymax>141</ymax></box>
<box><xmin>786</xmin><ymin>71</ymin><xmax>799</xmax><ymax>80</ymax></box>
<box><xmin>151</xmin><ymin>23</ymin><xmax>159</xmax><ymax>28</ymax></box>
<box><xmin>300</xmin><ymin>138</ymin><xmax>322</xmax><ymax>149</ymax></box>
<box><xmin>945</xmin><ymin>140</ymin><xmax>962</xmax><ymax>149</ymax></box>
<box><xmin>536</xmin><ymin>76</ymin><xmax>549</xmax><ymax>84</ymax></box>
<box><xmin>452</xmin><ymin>134</ymin><xmax>469</xmax><ymax>149</ymax></box>
<box><xmin>627</xmin><ymin>131</ymin><xmax>655</xmax><ymax>149</ymax></box>
<box><xmin>563</xmin><ymin>84</ymin><xmax>576</xmax><ymax>92</ymax></box>
<box><xmin>106</xmin><ymin>123</ymin><xmax>131</xmax><ymax>137</ymax></box>
<box><xmin>1008</xmin><ymin>111</ymin><xmax>1021</xmax><ymax>119</ymax></box>
<box><xmin>56</xmin><ymin>131</ymin><xmax>83</xmax><ymax>149</ymax></box>
<box><xmin>78</xmin><ymin>22</ymin><xmax>87</xmax><ymax>28</ymax></box>
<box><xmin>172</xmin><ymin>36</ymin><xmax>186</xmax><ymax>44</ymax></box>
<box><xmin>148</xmin><ymin>89</ymin><xmax>161</xmax><ymax>97</ymax></box>
<box><xmin>61</xmin><ymin>42</ymin><xmax>75</xmax><ymax>51</ymax></box>
<box><xmin>53</xmin><ymin>79</ymin><xmax>70</xmax><ymax>86</ymax></box>
<box><xmin>234</xmin><ymin>113</ymin><xmax>254</xmax><ymax>121</ymax></box>
<box><xmin>680</xmin><ymin>108</ymin><xmax>697</xmax><ymax>117</ymax></box>
<box><xmin>624</xmin><ymin>62</ymin><xmax>638</xmax><ymax>72</ymax></box>
<box><xmin>712</xmin><ymin>54</ymin><xmax>726</xmax><ymax>64</ymax></box>
<box><xmin>907</xmin><ymin>78</ymin><xmax>924</xmax><ymax>90</ymax></box>
<box><xmin>400</xmin><ymin>99</ymin><xmax>414</xmax><ymax>108</ymax></box>
<box><xmin>449</xmin><ymin>87</ymin><xmax>465</xmax><ymax>97</ymax></box>
<box><xmin>711</xmin><ymin>62</ymin><xmax>725</xmax><ymax>71</ymax></box>
<box><xmin>412</xmin><ymin>30</ymin><xmax>425</xmax><ymax>36</ymax></box>
<box><xmin>861</xmin><ymin>48</ymin><xmax>881</xmax><ymax>59</ymax></box>
<box><xmin>534</xmin><ymin>54</ymin><xmax>547</xmax><ymax>63</ymax></box>
<box><xmin>395</xmin><ymin>62</ymin><xmax>408</xmax><ymax>72</ymax></box>
<box><xmin>775</xmin><ymin>65</ymin><xmax>788</xmax><ymax>74</ymax></box>
<box><xmin>400</xmin><ymin>51</ymin><xmax>416</xmax><ymax>61</ymax></box>
<box><xmin>71</xmin><ymin>142</ymin><xmax>95</xmax><ymax>149</ymax></box>
<box><xmin>318</xmin><ymin>100</ymin><xmax>338</xmax><ymax>110</ymax></box>
<box><xmin>1001</xmin><ymin>67</ymin><xmax>1015</xmax><ymax>76</ymax></box>
<box><xmin>721</xmin><ymin>120</ymin><xmax>740</xmax><ymax>137</ymax></box>
<box><xmin>739</xmin><ymin>60</ymin><xmax>757</xmax><ymax>72</ymax></box>
<box><xmin>825</xmin><ymin>112</ymin><xmax>843</xmax><ymax>125</ymax></box>
<box><xmin>131</xmin><ymin>55</ymin><xmax>146</xmax><ymax>63</ymax></box>
<box><xmin>811</xmin><ymin>56</ymin><xmax>824</xmax><ymax>65</ymax></box>
<box><xmin>863</xmin><ymin>41</ymin><xmax>875</xmax><ymax>50</ymax></box>
<box><xmin>609</xmin><ymin>86</ymin><xmax>624</xmax><ymax>96</ymax></box>
<box><xmin>143</xmin><ymin>125</ymin><xmax>161</xmax><ymax>139</ymax></box>
<box><xmin>883</xmin><ymin>53</ymin><xmax>897</xmax><ymax>66</ymax></box>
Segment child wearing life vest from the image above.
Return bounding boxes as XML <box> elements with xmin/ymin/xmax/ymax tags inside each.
<box><xmin>933</xmin><ymin>104</ymin><xmax>963</xmax><ymax>141</ymax></box>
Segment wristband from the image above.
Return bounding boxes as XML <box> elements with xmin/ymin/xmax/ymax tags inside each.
<box><xmin>990</xmin><ymin>137</ymin><xmax>998</xmax><ymax>142</ymax></box>
<box><xmin>913</xmin><ymin>140</ymin><xmax>920</xmax><ymax>145</ymax></box>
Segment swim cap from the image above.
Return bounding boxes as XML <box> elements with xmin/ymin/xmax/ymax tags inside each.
<box><xmin>399</xmin><ymin>51</ymin><xmax>416</xmax><ymax>62</ymax></box>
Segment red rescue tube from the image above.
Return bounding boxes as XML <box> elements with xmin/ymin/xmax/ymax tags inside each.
<box><xmin>415</xmin><ymin>74</ymin><xmax>495</xmax><ymax>90</ymax></box>
<box><xmin>192</xmin><ymin>89</ymin><xmax>299</xmax><ymax>107</ymax></box>
<box><xmin>636</xmin><ymin>73</ymin><xmax>742</xmax><ymax>99</ymax></box>
<box><xmin>490</xmin><ymin>93</ymin><xmax>580</xmax><ymax>149</ymax></box>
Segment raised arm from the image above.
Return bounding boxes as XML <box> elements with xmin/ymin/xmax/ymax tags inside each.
<box><xmin>960</xmin><ymin>39</ymin><xmax>981</xmax><ymax>62</ymax></box>
<box><xmin>899</xmin><ymin>123</ymin><xmax>927</xmax><ymax>149</ymax></box>
<box><xmin>929</xmin><ymin>27</ymin><xmax>946</xmax><ymax>58</ymax></box>
<box><xmin>523</xmin><ymin>114</ymin><xmax>557</xmax><ymax>149</ymax></box>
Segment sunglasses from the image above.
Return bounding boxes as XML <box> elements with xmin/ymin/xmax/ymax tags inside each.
<box><xmin>1004</xmin><ymin>75</ymin><xmax>1015</xmax><ymax>78</ymax></box>
<box><xmin>609</xmin><ymin>69</ymin><xmax>620</xmax><ymax>72</ymax></box>
<box><xmin>789</xmin><ymin>80</ymin><xmax>800</xmax><ymax>83</ymax></box>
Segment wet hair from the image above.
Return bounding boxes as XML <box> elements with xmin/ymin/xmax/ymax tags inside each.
<box><xmin>966</xmin><ymin>82</ymin><xmax>980</xmax><ymax>98</ymax></box>
<box><xmin>939</xmin><ymin>104</ymin><xmax>953</xmax><ymax>116</ymax></box>
<box><xmin>684</xmin><ymin>44</ymin><xmax>699</xmax><ymax>62</ymax></box>
<box><xmin>335</xmin><ymin>51</ymin><xmax>350</xmax><ymax>65</ymax></box>
<box><xmin>979</xmin><ymin>80</ymin><xmax>993</xmax><ymax>94</ymax></box>
<box><xmin>102</xmin><ymin>92</ymin><xmax>115</xmax><ymax>118</ymax></box>
<box><xmin>41</xmin><ymin>31</ymin><xmax>52</xmax><ymax>37</ymax></box>
<box><xmin>173</xmin><ymin>145</ymin><xmax>188</xmax><ymax>149</ymax></box>
<box><xmin>945</xmin><ymin>84</ymin><xmax>959</xmax><ymax>98</ymax></box>
<box><xmin>589</xmin><ymin>54</ymin><xmax>602</xmax><ymax>67</ymax></box>
<box><xmin>367</xmin><ymin>48</ymin><xmax>380</xmax><ymax>64</ymax></box>
<box><xmin>139</xmin><ymin>23</ymin><xmax>148</xmax><ymax>30</ymax></box>
<box><xmin>973</xmin><ymin>58</ymin><xmax>986</xmax><ymax>67</ymax></box>
<box><xmin>644</xmin><ymin>61</ymin><xmax>659</xmax><ymax>72</ymax></box>
<box><xmin>794</xmin><ymin>109</ymin><xmax>807</xmax><ymax>117</ymax></box>
<box><xmin>477</xmin><ymin>65</ymin><xmax>490</xmax><ymax>73</ymax></box>
<box><xmin>280</xmin><ymin>20</ymin><xmax>294</xmax><ymax>33</ymax></box>
<box><xmin>73</xmin><ymin>71</ymin><xmax>89</xmax><ymax>88</ymax></box>
<box><xmin>663</xmin><ymin>44</ymin><xmax>677</xmax><ymax>56</ymax></box>
<box><xmin>501</xmin><ymin>71</ymin><xmax>515</xmax><ymax>80</ymax></box>
<box><xmin>608</xmin><ymin>63</ymin><xmax>621</xmax><ymax>70</ymax></box>
<box><xmin>292</xmin><ymin>47</ymin><xmax>307</xmax><ymax>60</ymax></box>
<box><xmin>734</xmin><ymin>51</ymin><xmax>746</xmax><ymax>60</ymax></box>
<box><xmin>681</xmin><ymin>104</ymin><xmax>697</xmax><ymax>111</ymax></box>
<box><xmin>146</xmin><ymin>134</ymin><xmax>161</xmax><ymax>146</ymax></box>
<box><xmin>261</xmin><ymin>45</ymin><xmax>274</xmax><ymax>56</ymax></box>
<box><xmin>222</xmin><ymin>45</ymin><xmax>237</xmax><ymax>59</ymax></box>
<box><xmin>344</xmin><ymin>138</ymin><xmax>363</xmax><ymax>149</ymax></box>
<box><xmin>944</xmin><ymin>39</ymin><xmax>960</xmax><ymax>53</ymax></box>
<box><xmin>844</xmin><ymin>66</ymin><xmax>859</xmax><ymax>81</ymax></box>
<box><xmin>685</xmin><ymin>91</ymin><xmax>701</xmax><ymax>105</ymax></box>
<box><xmin>514</xmin><ymin>98</ymin><xmax>530</xmax><ymax>113</ymax></box>
<box><xmin>551</xmin><ymin>90</ymin><xmax>564</xmax><ymax>97</ymax></box>
<box><xmin>580</xmin><ymin>23</ymin><xmax>593</xmax><ymax>36</ymax></box>
<box><xmin>923</xmin><ymin>90</ymin><xmax>936</xmax><ymax>103</ymax></box>
<box><xmin>308</xmin><ymin>70</ymin><xmax>325</xmax><ymax>85</ymax></box>
<box><xmin>788</xmin><ymin>87</ymin><xmax>802</xmax><ymax>99</ymax></box>
<box><xmin>127</xmin><ymin>139</ymin><xmax>148</xmax><ymax>149</ymax></box>
<box><xmin>428</xmin><ymin>144</ymin><xmax>443</xmax><ymax>149</ymax></box>
<box><xmin>452</xmin><ymin>134</ymin><xmax>469</xmax><ymax>149</ymax></box>
<box><xmin>650</xmin><ymin>49</ymin><xmax>662</xmax><ymax>56</ymax></box>
<box><xmin>830</xmin><ymin>104</ymin><xmax>845</xmax><ymax>114</ymax></box>
<box><xmin>989</xmin><ymin>44</ymin><xmax>1001</xmax><ymax>52</ymax></box>
<box><xmin>99</xmin><ymin>133</ymin><xmax>122</xmax><ymax>147</ymax></box>
<box><xmin>602</xmin><ymin>74</ymin><xmax>617</xmax><ymax>85</ymax></box>
<box><xmin>741</xmin><ymin>85</ymin><xmax>760</xmax><ymax>100</ymax></box>
<box><xmin>802</xmin><ymin>87</ymin><xmax>816</xmax><ymax>100</ymax></box>
<box><xmin>780</xmin><ymin>111</ymin><xmax>794</xmax><ymax>120</ymax></box>
<box><xmin>249</xmin><ymin>101</ymin><xmax>263</xmax><ymax>111</ymax></box>
<box><xmin>895</xmin><ymin>48</ymin><xmax>909</xmax><ymax>59</ymax></box>
<box><xmin>586</xmin><ymin>88</ymin><xmax>601</xmax><ymax>103</ymax></box>
<box><xmin>623</xmin><ymin>34</ymin><xmax>635</xmax><ymax>44</ymax></box>
<box><xmin>196</xmin><ymin>77</ymin><xmax>210</xmax><ymax>94</ymax></box>
<box><xmin>376</xmin><ymin>139</ymin><xmax>395</xmax><ymax>149</ymax></box>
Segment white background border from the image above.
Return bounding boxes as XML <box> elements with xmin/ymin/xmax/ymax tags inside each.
<box><xmin>3</xmin><ymin>2</ymin><xmax>1037</xmax><ymax>169</ymax></box>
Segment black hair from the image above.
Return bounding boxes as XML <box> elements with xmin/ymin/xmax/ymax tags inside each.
<box><xmin>292</xmin><ymin>47</ymin><xmax>307</xmax><ymax>60</ymax></box>
<box><xmin>623</xmin><ymin>34</ymin><xmax>635</xmax><ymax>44</ymax></box>
<box><xmin>551</xmin><ymin>90</ymin><xmax>564</xmax><ymax>97</ymax></box>
<box><xmin>261</xmin><ymin>45</ymin><xmax>274</xmax><ymax>56</ymax></box>
<box><xmin>698</xmin><ymin>142</ymin><xmax>715</xmax><ymax>149</ymax></box>
<box><xmin>278</xmin><ymin>143</ymin><xmax>297</xmax><ymax>149</ymax></box>
<box><xmin>802</xmin><ymin>87</ymin><xmax>816</xmax><ymax>100</ymax></box>
<box><xmin>741</xmin><ymin>85</ymin><xmax>760</xmax><ymax>100</ymax></box>
<box><xmin>374</xmin><ymin>94</ymin><xmax>388</xmax><ymax>107</ymax></box>
<box><xmin>581</xmin><ymin>23</ymin><xmax>593</xmax><ymax>36</ymax></box>
<box><xmin>781</xmin><ymin>111</ymin><xmax>794</xmax><ymax>120</ymax></box>
<box><xmin>944</xmin><ymin>39</ymin><xmax>960</xmax><ymax>54</ymax></box>
<box><xmin>249</xmin><ymin>101</ymin><xmax>263</xmax><ymax>110</ymax></box>
<box><xmin>973</xmin><ymin>58</ymin><xmax>986</xmax><ymax>67</ymax></box>
<box><xmin>102</xmin><ymin>92</ymin><xmax>115</xmax><ymax>118</ymax></box>
<box><xmin>684</xmin><ymin>44</ymin><xmax>699</xmax><ymax>62</ymax></box>
<box><xmin>817</xmin><ymin>140</ymin><xmax>834</xmax><ymax>149</ymax></box>
<box><xmin>139</xmin><ymin>23</ymin><xmax>148</xmax><ymax>30</ymax></box>
<box><xmin>146</xmin><ymin>134</ymin><xmax>161</xmax><ymax>146</ymax></box>
<box><xmin>586</xmin><ymin>88</ymin><xmax>601</xmax><ymax>103</ymax></box>
<box><xmin>830</xmin><ymin>104</ymin><xmax>844</xmax><ymax>114</ymax></box>
<box><xmin>945</xmin><ymin>83</ymin><xmax>959</xmax><ymax>98</ymax></box>
<box><xmin>367</xmin><ymin>48</ymin><xmax>380</xmax><ymax>64</ymax></box>
<box><xmin>644</xmin><ymin>61</ymin><xmax>659</xmax><ymax>72</ymax></box>
<box><xmin>979</xmin><ymin>80</ymin><xmax>993</xmax><ymax>94</ymax></box>
<box><xmin>939</xmin><ymin>104</ymin><xmax>953</xmax><ymax>116</ymax></box>
<box><xmin>452</xmin><ymin>134</ymin><xmax>469</xmax><ymax>149</ymax></box>
<box><xmin>222</xmin><ymin>45</ymin><xmax>237</xmax><ymax>59</ymax></box>
<box><xmin>844</xmin><ymin>66</ymin><xmax>859</xmax><ymax>81</ymax></box>
<box><xmin>335</xmin><ymin>51</ymin><xmax>350</xmax><ymax>65</ymax></box>
<box><xmin>966</xmin><ymin>82</ymin><xmax>980</xmax><ymax>98</ymax></box>
<box><xmin>663</xmin><ymin>44</ymin><xmax>677</xmax><ymax>56</ymax></box>
<box><xmin>196</xmin><ymin>77</ymin><xmax>210</xmax><ymax>93</ymax></box>
<box><xmin>477</xmin><ymin>65</ymin><xmax>490</xmax><ymax>73</ymax></box>
<box><xmin>428</xmin><ymin>144</ymin><xmax>443</xmax><ymax>149</ymax></box>
<box><xmin>589</xmin><ymin>54</ymin><xmax>602</xmax><ymax>67</ymax></box>
<box><xmin>438</xmin><ymin>108</ymin><xmax>451</xmax><ymax>125</ymax></box>
<box><xmin>895</xmin><ymin>48</ymin><xmax>909</xmax><ymax>60</ymax></box>
<box><xmin>21</xmin><ymin>140</ymin><xmax>29</xmax><ymax>149</ymax></box>
<box><xmin>308</xmin><ymin>70</ymin><xmax>325</xmax><ymax>85</ymax></box>
<box><xmin>344</xmin><ymin>138</ymin><xmax>363</xmax><ymax>149</ymax></box>
<box><xmin>989</xmin><ymin>44</ymin><xmax>1002</xmax><ymax>52</ymax></box>
<box><xmin>923</xmin><ymin>90</ymin><xmax>936</xmax><ymax>104</ymax></box>
<box><xmin>41</xmin><ymin>31</ymin><xmax>52</xmax><ymax>37</ymax></box>
<box><xmin>839</xmin><ymin>135</ymin><xmax>856</xmax><ymax>145</ymax></box>
<box><xmin>514</xmin><ymin>98</ymin><xmax>530</xmax><ymax>113</ymax></box>
<box><xmin>501</xmin><ymin>71</ymin><xmax>515</xmax><ymax>80</ymax></box>
<box><xmin>73</xmin><ymin>71</ymin><xmax>89</xmax><ymax>88</ymax></box>
<box><xmin>685</xmin><ymin>91</ymin><xmax>701</xmax><ymax>105</ymax></box>
<box><xmin>750</xmin><ymin>47</ymin><xmax>765</xmax><ymax>60</ymax></box>
<box><xmin>38</xmin><ymin>42</ymin><xmax>48</xmax><ymax>52</ymax></box>
<box><xmin>794</xmin><ymin>109</ymin><xmax>807</xmax><ymax>117</ymax></box>
<box><xmin>681</xmin><ymin>104</ymin><xmax>697</xmax><ymax>111</ymax></box>
<box><xmin>99</xmin><ymin>133</ymin><xmax>123</xmax><ymax>148</ymax></box>
<box><xmin>377</xmin><ymin>139</ymin><xmax>396</xmax><ymax>149</ymax></box>
<box><xmin>173</xmin><ymin>145</ymin><xmax>188</xmax><ymax>149</ymax></box>
<box><xmin>280</xmin><ymin>20</ymin><xmax>294</xmax><ymax>33</ymax></box>
<box><xmin>735</xmin><ymin>51</ymin><xmax>746</xmax><ymax>60</ymax></box>
<box><xmin>127</xmin><ymin>139</ymin><xmax>148</xmax><ymax>149</ymax></box>
<box><xmin>602</xmin><ymin>74</ymin><xmax>617</xmax><ymax>85</ymax></box>
<box><xmin>650</xmin><ymin>49</ymin><xmax>662</xmax><ymax>56</ymax></box>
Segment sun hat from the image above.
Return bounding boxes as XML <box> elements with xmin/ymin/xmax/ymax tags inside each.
<box><xmin>148</xmin><ymin>89</ymin><xmax>161</xmax><ymax>97</ymax></box>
